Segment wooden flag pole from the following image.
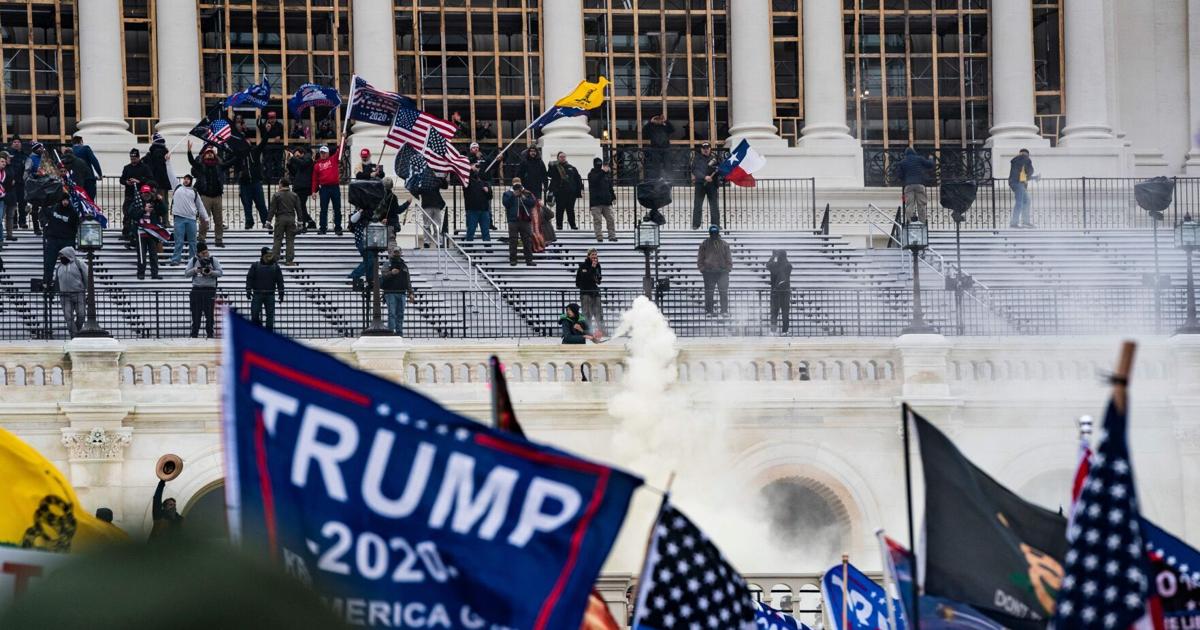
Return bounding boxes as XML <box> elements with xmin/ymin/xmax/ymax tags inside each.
<box><xmin>1112</xmin><ymin>340</ymin><xmax>1136</xmax><ymax>414</ymax></box>
<box><xmin>840</xmin><ymin>554</ymin><xmax>850</xmax><ymax>630</ymax></box>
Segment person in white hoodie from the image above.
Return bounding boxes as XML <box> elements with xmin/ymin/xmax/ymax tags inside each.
<box><xmin>53</xmin><ymin>245</ymin><xmax>88</xmax><ymax>338</ymax></box>
<box><xmin>167</xmin><ymin>163</ymin><xmax>210</xmax><ymax>266</ymax></box>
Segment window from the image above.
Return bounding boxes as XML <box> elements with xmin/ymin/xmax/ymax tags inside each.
<box><xmin>0</xmin><ymin>2</ymin><xmax>78</xmax><ymax>143</ymax></box>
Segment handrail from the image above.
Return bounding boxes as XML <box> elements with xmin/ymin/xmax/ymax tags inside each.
<box><xmin>865</xmin><ymin>204</ymin><xmax>992</xmax><ymax>291</ymax></box>
<box><xmin>408</xmin><ymin>202</ymin><xmax>504</xmax><ymax>302</ymax></box>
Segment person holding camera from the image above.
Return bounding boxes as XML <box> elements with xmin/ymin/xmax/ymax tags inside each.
<box><xmin>503</xmin><ymin>178</ymin><xmax>538</xmax><ymax>266</ymax></box>
<box><xmin>184</xmin><ymin>242</ymin><xmax>223</xmax><ymax>338</ymax></box>
<box><xmin>766</xmin><ymin>250</ymin><xmax>793</xmax><ymax>334</ymax></box>
<box><xmin>691</xmin><ymin>142</ymin><xmax>721</xmax><ymax>230</ymax></box>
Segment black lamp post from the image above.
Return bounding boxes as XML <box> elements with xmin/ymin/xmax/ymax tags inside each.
<box><xmin>901</xmin><ymin>215</ymin><xmax>936</xmax><ymax>335</ymax></box>
<box><xmin>635</xmin><ymin>219</ymin><xmax>661</xmax><ymax>300</ymax></box>
<box><xmin>1135</xmin><ymin>177</ymin><xmax>1175</xmax><ymax>333</ymax></box>
<box><xmin>1175</xmin><ymin>214</ymin><xmax>1200</xmax><ymax>335</ymax></box>
<box><xmin>74</xmin><ymin>219</ymin><xmax>110</xmax><ymax>338</ymax></box>
<box><xmin>361</xmin><ymin>222</ymin><xmax>392</xmax><ymax>336</ymax></box>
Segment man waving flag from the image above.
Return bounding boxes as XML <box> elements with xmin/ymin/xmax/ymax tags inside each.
<box><xmin>719</xmin><ymin>139</ymin><xmax>767</xmax><ymax>187</ymax></box>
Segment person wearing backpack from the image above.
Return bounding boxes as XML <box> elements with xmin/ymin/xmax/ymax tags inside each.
<box><xmin>167</xmin><ymin>164</ymin><xmax>210</xmax><ymax>266</ymax></box>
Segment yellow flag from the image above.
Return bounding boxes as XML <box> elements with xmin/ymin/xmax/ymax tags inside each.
<box><xmin>0</xmin><ymin>428</ymin><xmax>128</xmax><ymax>551</ymax></box>
<box><xmin>554</xmin><ymin>76</ymin><xmax>609</xmax><ymax>111</ymax></box>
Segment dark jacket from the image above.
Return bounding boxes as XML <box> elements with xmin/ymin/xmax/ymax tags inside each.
<box><xmin>380</xmin><ymin>257</ymin><xmax>412</xmax><ymax>293</ymax></box>
<box><xmin>575</xmin><ymin>260</ymin><xmax>602</xmax><ymax>296</ymax></box>
<box><xmin>257</xmin><ymin>119</ymin><xmax>284</xmax><ymax>146</ymax></box>
<box><xmin>40</xmin><ymin>199</ymin><xmax>80</xmax><ymax>240</ymax></box>
<box><xmin>894</xmin><ymin>149</ymin><xmax>935</xmax><ymax>186</ymax></box>
<box><xmin>418</xmin><ymin>177</ymin><xmax>448</xmax><ymax>210</ymax></box>
<box><xmin>697</xmin><ymin>236</ymin><xmax>733</xmax><ymax>273</ymax></box>
<box><xmin>642</xmin><ymin>120</ymin><xmax>675</xmax><ymax>148</ymax></box>
<box><xmin>6</xmin><ymin>148</ymin><xmax>28</xmax><ymax>190</ymax></box>
<box><xmin>287</xmin><ymin>154</ymin><xmax>315</xmax><ymax>194</ymax></box>
<box><xmin>246</xmin><ymin>257</ymin><xmax>285</xmax><ymax>295</ymax></box>
<box><xmin>767</xmin><ymin>257</ymin><xmax>793</xmax><ymax>290</ymax></box>
<box><xmin>128</xmin><ymin>197</ymin><xmax>168</xmax><ymax>235</ymax></box>
<box><xmin>560</xmin><ymin>312</ymin><xmax>589</xmax><ymax>344</ymax></box>
<box><xmin>517</xmin><ymin>153</ymin><xmax>547</xmax><ymax>192</ymax></box>
<box><xmin>548</xmin><ymin>161</ymin><xmax>583</xmax><ymax>200</ymax></box>
<box><xmin>119</xmin><ymin>161</ymin><xmax>154</xmax><ymax>196</ymax></box>
<box><xmin>1008</xmin><ymin>153</ymin><xmax>1035</xmax><ymax>186</ymax></box>
<box><xmin>502</xmin><ymin>189</ymin><xmax>537</xmax><ymax>222</ymax></box>
<box><xmin>188</xmin><ymin>149</ymin><xmax>228</xmax><ymax>197</ymax></box>
<box><xmin>376</xmin><ymin>193</ymin><xmax>409</xmax><ymax>229</ymax></box>
<box><xmin>691</xmin><ymin>151</ymin><xmax>719</xmax><ymax>185</ymax></box>
<box><xmin>235</xmin><ymin>145</ymin><xmax>264</xmax><ymax>185</ymax></box>
<box><xmin>71</xmin><ymin>144</ymin><xmax>103</xmax><ymax>181</ymax></box>
<box><xmin>149</xmin><ymin>479</ymin><xmax>184</xmax><ymax>542</ymax></box>
<box><xmin>587</xmin><ymin>166</ymin><xmax>616</xmax><ymax>207</ymax></box>
<box><xmin>145</xmin><ymin>143</ymin><xmax>172</xmax><ymax>191</ymax></box>
<box><xmin>463</xmin><ymin>173</ymin><xmax>493</xmax><ymax>212</ymax></box>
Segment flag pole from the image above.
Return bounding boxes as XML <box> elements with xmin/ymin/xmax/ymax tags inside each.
<box><xmin>1111</xmin><ymin>340</ymin><xmax>1136</xmax><ymax>414</ymax></box>
<box><xmin>900</xmin><ymin>402</ymin><xmax>921</xmax><ymax>630</ymax></box>
<box><xmin>337</xmin><ymin>74</ymin><xmax>358</xmax><ymax>160</ymax></box>
<box><xmin>875</xmin><ymin>529</ymin><xmax>900</xmax><ymax>630</ymax></box>
<box><xmin>489</xmin><ymin>355</ymin><xmax>502</xmax><ymax>429</ymax></box>
<box><xmin>485</xmin><ymin>106</ymin><xmax>550</xmax><ymax>175</ymax></box>
<box><xmin>630</xmin><ymin>472</ymin><xmax>674</xmax><ymax>628</ymax></box>
<box><xmin>840</xmin><ymin>554</ymin><xmax>850</xmax><ymax>630</ymax></box>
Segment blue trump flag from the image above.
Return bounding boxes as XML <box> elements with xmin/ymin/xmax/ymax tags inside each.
<box><xmin>225</xmin><ymin>78</ymin><xmax>272</xmax><ymax>109</ymax></box>
<box><xmin>222</xmin><ymin>312</ymin><xmax>642</xmax><ymax>629</ymax></box>
<box><xmin>821</xmin><ymin>562</ymin><xmax>904</xmax><ymax>630</ymax></box>
<box><xmin>288</xmin><ymin>83</ymin><xmax>342</xmax><ymax>117</ymax></box>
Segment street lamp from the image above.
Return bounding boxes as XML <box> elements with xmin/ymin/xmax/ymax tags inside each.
<box><xmin>361</xmin><ymin>222</ymin><xmax>392</xmax><ymax>336</ymax></box>
<box><xmin>635</xmin><ymin>219</ymin><xmax>661</xmax><ymax>300</ymax></box>
<box><xmin>74</xmin><ymin>219</ymin><xmax>109</xmax><ymax>338</ymax></box>
<box><xmin>1175</xmin><ymin>214</ymin><xmax>1200</xmax><ymax>335</ymax></box>
<box><xmin>1135</xmin><ymin>177</ymin><xmax>1175</xmax><ymax>332</ymax></box>
<box><xmin>901</xmin><ymin>215</ymin><xmax>936</xmax><ymax>335</ymax></box>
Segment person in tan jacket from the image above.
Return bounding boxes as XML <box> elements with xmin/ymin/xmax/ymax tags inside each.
<box><xmin>269</xmin><ymin>177</ymin><xmax>301</xmax><ymax>265</ymax></box>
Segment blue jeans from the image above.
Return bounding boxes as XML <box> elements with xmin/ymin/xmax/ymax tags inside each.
<box><xmin>465</xmin><ymin>210</ymin><xmax>491</xmax><ymax>241</ymax></box>
<box><xmin>319</xmin><ymin>185</ymin><xmax>342</xmax><ymax>231</ymax></box>
<box><xmin>239</xmin><ymin>182</ymin><xmax>268</xmax><ymax>227</ymax></box>
<box><xmin>1009</xmin><ymin>182</ymin><xmax>1031</xmax><ymax>226</ymax></box>
<box><xmin>385</xmin><ymin>292</ymin><xmax>406</xmax><ymax>335</ymax></box>
<box><xmin>0</xmin><ymin>199</ymin><xmax>5</xmax><ymax>244</ymax></box>
<box><xmin>171</xmin><ymin>216</ymin><xmax>197</xmax><ymax>263</ymax></box>
<box><xmin>350</xmin><ymin>248</ymin><xmax>376</xmax><ymax>282</ymax></box>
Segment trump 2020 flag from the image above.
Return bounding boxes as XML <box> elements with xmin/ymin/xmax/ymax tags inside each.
<box><xmin>1142</xmin><ymin>518</ymin><xmax>1200</xmax><ymax>628</ymax></box>
<box><xmin>719</xmin><ymin>139</ymin><xmax>767</xmax><ymax>187</ymax></box>
<box><xmin>821</xmin><ymin>561</ymin><xmax>904</xmax><ymax>630</ymax></box>
<box><xmin>224</xmin><ymin>78</ymin><xmax>272</xmax><ymax>109</ymax></box>
<box><xmin>288</xmin><ymin>83</ymin><xmax>342</xmax><ymax>117</ymax></box>
<box><xmin>222</xmin><ymin>312</ymin><xmax>641</xmax><ymax>629</ymax></box>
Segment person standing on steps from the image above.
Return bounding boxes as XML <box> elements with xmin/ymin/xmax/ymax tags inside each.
<box><xmin>119</xmin><ymin>148</ymin><xmax>153</xmax><ymax>244</ymax></box>
<box><xmin>130</xmin><ymin>184</ymin><xmax>167</xmax><ymax>280</ymax></box>
<box><xmin>235</xmin><ymin>142</ymin><xmax>269</xmax><ymax>232</ymax></box>
<box><xmin>417</xmin><ymin>173</ymin><xmax>449</xmax><ymax>249</ymax></box>
<box><xmin>184</xmin><ymin>242</ymin><xmax>222</xmax><ymax>338</ymax></box>
<box><xmin>463</xmin><ymin>164</ymin><xmax>493</xmax><ymax>242</ymax></box>
<box><xmin>52</xmin><ymin>246</ymin><xmax>88</xmax><ymax>339</ymax></box>
<box><xmin>697</xmin><ymin>225</ymin><xmax>733</xmax><ymax>316</ymax></box>
<box><xmin>766</xmin><ymin>250</ymin><xmax>793</xmax><ymax>334</ymax></box>
<box><xmin>503</xmin><ymin>178</ymin><xmax>537</xmax><ymax>267</ymax></box>
<box><xmin>166</xmin><ymin>166</ymin><xmax>209</xmax><ymax>266</ymax></box>
<box><xmin>517</xmin><ymin>147</ymin><xmax>547</xmax><ymax>199</ymax></box>
<box><xmin>70</xmin><ymin>135</ymin><xmax>103</xmax><ymax>201</ymax></box>
<box><xmin>691</xmin><ymin>142</ymin><xmax>721</xmax><ymax>230</ymax></box>
<box><xmin>642</xmin><ymin>115</ymin><xmax>675</xmax><ymax>179</ymax></box>
<box><xmin>144</xmin><ymin>133</ymin><xmax>173</xmax><ymax>194</ymax></box>
<box><xmin>257</xmin><ymin>110</ymin><xmax>285</xmax><ymax>182</ymax></box>
<box><xmin>269</xmin><ymin>177</ymin><xmax>301</xmax><ymax>265</ymax></box>
<box><xmin>187</xmin><ymin>141</ymin><xmax>229</xmax><ymax>248</ymax></box>
<box><xmin>246</xmin><ymin>247</ymin><xmax>285</xmax><ymax>330</ymax></box>
<box><xmin>380</xmin><ymin>250</ymin><xmax>415</xmax><ymax>336</ymax></box>
<box><xmin>575</xmin><ymin>248</ymin><xmax>606</xmax><ymax>337</ymax></box>
<box><xmin>548</xmin><ymin>152</ymin><xmax>583</xmax><ymax>231</ymax></box>
<box><xmin>6</xmin><ymin>137</ymin><xmax>28</xmax><ymax>235</ymax></box>
<box><xmin>894</xmin><ymin>146</ymin><xmax>935</xmax><ymax>223</ymax></box>
<box><xmin>587</xmin><ymin>158</ymin><xmax>617</xmax><ymax>242</ymax></box>
<box><xmin>313</xmin><ymin>143</ymin><xmax>344</xmax><ymax>235</ymax></box>
<box><xmin>1008</xmin><ymin>148</ymin><xmax>1037</xmax><ymax>229</ymax></box>
<box><xmin>287</xmin><ymin>146</ymin><xmax>316</xmax><ymax>232</ymax></box>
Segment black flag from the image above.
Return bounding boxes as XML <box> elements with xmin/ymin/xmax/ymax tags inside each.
<box><xmin>912</xmin><ymin>409</ymin><xmax>1068</xmax><ymax>629</ymax></box>
<box><xmin>489</xmin><ymin>355</ymin><xmax>525</xmax><ymax>437</ymax></box>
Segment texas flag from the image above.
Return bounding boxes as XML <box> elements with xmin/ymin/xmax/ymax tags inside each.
<box><xmin>719</xmin><ymin>139</ymin><xmax>767</xmax><ymax>187</ymax></box>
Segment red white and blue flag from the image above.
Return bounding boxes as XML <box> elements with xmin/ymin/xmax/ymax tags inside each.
<box><xmin>385</xmin><ymin>96</ymin><xmax>457</xmax><ymax>150</ymax></box>
<box><xmin>347</xmin><ymin>76</ymin><xmax>403</xmax><ymax>126</ymax></box>
<box><xmin>68</xmin><ymin>183</ymin><xmax>107</xmax><ymax>229</ymax></box>
<box><xmin>421</xmin><ymin>127</ymin><xmax>472</xmax><ymax>184</ymax></box>
<box><xmin>718</xmin><ymin>139</ymin><xmax>766</xmax><ymax>188</ymax></box>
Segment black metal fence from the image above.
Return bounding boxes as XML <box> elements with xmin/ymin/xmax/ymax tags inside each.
<box><xmin>864</xmin><ymin>147</ymin><xmax>994</xmax><ymax>187</ymax></box>
<box><xmin>1</xmin><ymin>286</ymin><xmax>1189</xmax><ymax>341</ymax></box>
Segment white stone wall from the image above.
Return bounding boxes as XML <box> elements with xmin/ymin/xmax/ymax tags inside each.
<box><xmin>1</xmin><ymin>334</ymin><xmax>1197</xmax><ymax>580</ymax></box>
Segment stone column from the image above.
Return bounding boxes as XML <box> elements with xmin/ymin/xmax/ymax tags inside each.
<box><xmin>75</xmin><ymin>0</ymin><xmax>136</xmax><ymax>172</ymax></box>
<box><xmin>1059</xmin><ymin>0</ymin><xmax>1119</xmax><ymax>146</ymax></box>
<box><xmin>985</xmin><ymin>0</ymin><xmax>1046</xmax><ymax>149</ymax></box>
<box><xmin>797</xmin><ymin>0</ymin><xmax>854</xmax><ymax>148</ymax></box>
<box><xmin>537</xmin><ymin>0</ymin><xmax>601</xmax><ymax>165</ymax></box>
<box><xmin>1186</xmin><ymin>0</ymin><xmax>1200</xmax><ymax>173</ymax></box>
<box><xmin>350</xmin><ymin>0</ymin><xmax>397</xmax><ymax>151</ymax></box>
<box><xmin>154</xmin><ymin>0</ymin><xmax>203</xmax><ymax>146</ymax></box>
<box><xmin>727</xmin><ymin>0</ymin><xmax>785</xmax><ymax>147</ymax></box>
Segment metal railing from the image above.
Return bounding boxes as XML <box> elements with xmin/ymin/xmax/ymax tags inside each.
<box><xmin>1</xmin><ymin>286</ymin><xmax>1188</xmax><ymax>341</ymax></box>
<box><xmin>864</xmin><ymin>147</ymin><xmax>994</xmax><ymax>187</ymax></box>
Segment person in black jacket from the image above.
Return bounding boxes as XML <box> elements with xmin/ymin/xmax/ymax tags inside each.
<box><xmin>119</xmin><ymin>148</ymin><xmax>154</xmax><ymax>243</ymax></box>
<box><xmin>144</xmin><ymin>134</ymin><xmax>173</xmax><ymax>193</ymax></box>
<box><xmin>246</xmin><ymin>247</ymin><xmax>285</xmax><ymax>330</ymax></box>
<box><xmin>893</xmin><ymin>147</ymin><xmax>935</xmax><ymax>222</ymax></box>
<box><xmin>187</xmin><ymin>141</ymin><xmax>231</xmax><ymax>247</ymax></box>
<box><xmin>6</xmin><ymin>137</ymin><xmax>28</xmax><ymax>233</ymax></box>
<box><xmin>560</xmin><ymin>303</ymin><xmax>594</xmax><ymax>344</ymax></box>
<box><xmin>517</xmin><ymin>147</ymin><xmax>547</xmax><ymax>198</ymax></box>
<box><xmin>463</xmin><ymin>165</ymin><xmax>493</xmax><ymax>242</ymax></box>
<box><xmin>766</xmin><ymin>250</ymin><xmax>793</xmax><ymax>334</ymax></box>
<box><xmin>71</xmin><ymin>134</ymin><xmax>103</xmax><ymax>201</ymax></box>
<box><xmin>128</xmin><ymin>184</ymin><xmax>167</xmax><ymax>280</ymax></box>
<box><xmin>691</xmin><ymin>142</ymin><xmax>721</xmax><ymax>230</ymax></box>
<box><xmin>286</xmin><ymin>146</ymin><xmax>317</xmax><ymax>231</ymax></box>
<box><xmin>575</xmin><ymin>248</ymin><xmax>606</xmax><ymax>336</ymax></box>
<box><xmin>381</xmin><ymin>251</ymin><xmax>415</xmax><ymax>335</ymax></box>
<box><xmin>236</xmin><ymin>144</ymin><xmax>269</xmax><ymax>231</ymax></box>
<box><xmin>587</xmin><ymin>158</ymin><xmax>617</xmax><ymax>242</ymax></box>
<box><xmin>40</xmin><ymin>193</ymin><xmax>79</xmax><ymax>287</ymax></box>
<box><xmin>418</xmin><ymin>174</ymin><xmax>449</xmax><ymax>249</ymax></box>
<box><xmin>548</xmin><ymin>152</ymin><xmax>583</xmax><ymax>231</ymax></box>
<box><xmin>642</xmin><ymin>115</ymin><xmax>675</xmax><ymax>178</ymax></box>
<box><xmin>149</xmin><ymin>478</ymin><xmax>184</xmax><ymax>542</ymax></box>
<box><xmin>1008</xmin><ymin>148</ymin><xmax>1036</xmax><ymax>228</ymax></box>
<box><xmin>257</xmin><ymin>111</ymin><xmax>285</xmax><ymax>182</ymax></box>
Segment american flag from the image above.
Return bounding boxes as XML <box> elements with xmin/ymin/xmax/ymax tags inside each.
<box><xmin>422</xmin><ymin>127</ymin><xmax>471</xmax><ymax>184</ymax></box>
<box><xmin>347</xmin><ymin>76</ymin><xmax>402</xmax><ymax>126</ymax></box>
<box><xmin>631</xmin><ymin>501</ymin><xmax>756</xmax><ymax>630</ymax></box>
<box><xmin>1054</xmin><ymin>399</ymin><xmax>1151</xmax><ymax>630</ymax></box>
<box><xmin>208</xmin><ymin>119</ymin><xmax>232</xmax><ymax>143</ymax></box>
<box><xmin>385</xmin><ymin>97</ymin><xmax>457</xmax><ymax>150</ymax></box>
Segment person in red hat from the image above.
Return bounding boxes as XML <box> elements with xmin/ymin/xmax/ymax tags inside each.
<box><xmin>130</xmin><ymin>183</ymin><xmax>168</xmax><ymax>279</ymax></box>
<box><xmin>354</xmin><ymin>147</ymin><xmax>383</xmax><ymax>181</ymax></box>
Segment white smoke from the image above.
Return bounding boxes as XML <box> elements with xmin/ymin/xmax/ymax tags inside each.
<box><xmin>604</xmin><ymin>297</ymin><xmax>843</xmax><ymax>574</ymax></box>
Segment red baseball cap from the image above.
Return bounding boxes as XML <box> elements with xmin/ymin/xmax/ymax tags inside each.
<box><xmin>139</xmin><ymin>184</ymin><xmax>153</xmax><ymax>193</ymax></box>
<box><xmin>360</xmin><ymin>148</ymin><xmax>370</xmax><ymax>159</ymax></box>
